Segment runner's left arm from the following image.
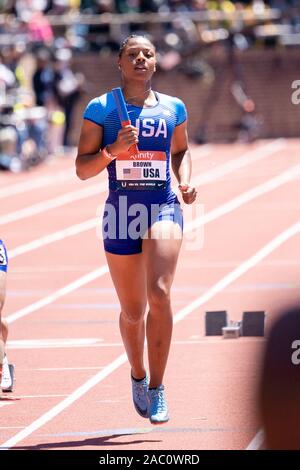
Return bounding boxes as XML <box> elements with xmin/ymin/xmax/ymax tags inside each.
<box><xmin>171</xmin><ymin>121</ymin><xmax>196</xmax><ymax>205</ymax></box>
<box><xmin>171</xmin><ymin>120</ymin><xmax>191</xmax><ymax>185</ymax></box>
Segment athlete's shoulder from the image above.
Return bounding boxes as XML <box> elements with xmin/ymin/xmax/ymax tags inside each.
<box><xmin>158</xmin><ymin>92</ymin><xmax>185</xmax><ymax>106</ymax></box>
<box><xmin>157</xmin><ymin>92</ymin><xmax>187</xmax><ymax>125</ymax></box>
<box><xmin>97</xmin><ymin>91</ymin><xmax>116</xmax><ymax>108</ymax></box>
<box><xmin>83</xmin><ymin>91</ymin><xmax>115</xmax><ymax>126</ymax></box>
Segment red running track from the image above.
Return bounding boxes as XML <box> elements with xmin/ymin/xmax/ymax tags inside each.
<box><xmin>0</xmin><ymin>139</ymin><xmax>299</xmax><ymax>450</ymax></box>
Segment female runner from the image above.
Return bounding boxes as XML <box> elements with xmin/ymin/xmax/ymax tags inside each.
<box><xmin>76</xmin><ymin>35</ymin><xmax>197</xmax><ymax>424</ymax></box>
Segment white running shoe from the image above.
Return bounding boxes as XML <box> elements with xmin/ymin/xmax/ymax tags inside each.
<box><xmin>1</xmin><ymin>355</ymin><xmax>14</xmax><ymax>392</ymax></box>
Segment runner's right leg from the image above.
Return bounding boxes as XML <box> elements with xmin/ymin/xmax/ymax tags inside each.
<box><xmin>105</xmin><ymin>252</ymin><xmax>147</xmax><ymax>380</ymax></box>
<box><xmin>105</xmin><ymin>252</ymin><xmax>149</xmax><ymax>416</ymax></box>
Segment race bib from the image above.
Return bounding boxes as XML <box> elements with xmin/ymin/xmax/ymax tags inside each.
<box><xmin>116</xmin><ymin>150</ymin><xmax>167</xmax><ymax>190</ymax></box>
<box><xmin>0</xmin><ymin>243</ymin><xmax>7</xmax><ymax>266</ymax></box>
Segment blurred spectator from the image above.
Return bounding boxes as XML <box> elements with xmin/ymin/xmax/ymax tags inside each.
<box><xmin>53</xmin><ymin>48</ymin><xmax>84</xmax><ymax>148</ymax></box>
<box><xmin>113</xmin><ymin>0</ymin><xmax>139</xmax><ymax>14</ymax></box>
<box><xmin>1</xmin><ymin>43</ymin><xmax>28</xmax><ymax>89</ymax></box>
<box><xmin>48</xmin><ymin>0</ymin><xmax>78</xmax><ymax>15</ymax></box>
<box><xmin>0</xmin><ymin>57</ymin><xmax>16</xmax><ymax>91</ymax></box>
<box><xmin>14</xmin><ymin>90</ymin><xmax>48</xmax><ymax>163</ymax></box>
<box><xmin>0</xmin><ymin>52</ymin><xmax>18</xmax><ymax>172</ymax></box>
<box><xmin>0</xmin><ymin>88</ymin><xmax>48</xmax><ymax>172</ymax></box>
<box><xmin>20</xmin><ymin>7</ymin><xmax>54</xmax><ymax>48</ymax></box>
<box><xmin>140</xmin><ymin>0</ymin><xmax>164</xmax><ymax>12</ymax></box>
<box><xmin>231</xmin><ymin>81</ymin><xmax>261</xmax><ymax>142</ymax></box>
<box><xmin>0</xmin><ymin>0</ymin><xmax>298</xmax><ymax>18</ymax></box>
<box><xmin>0</xmin><ymin>44</ymin><xmax>49</xmax><ymax>172</ymax></box>
<box><xmin>259</xmin><ymin>306</ymin><xmax>300</xmax><ymax>450</ymax></box>
<box><xmin>32</xmin><ymin>47</ymin><xmax>56</xmax><ymax>107</ymax></box>
<box><xmin>0</xmin><ymin>0</ymin><xmax>299</xmax><ymax>164</ymax></box>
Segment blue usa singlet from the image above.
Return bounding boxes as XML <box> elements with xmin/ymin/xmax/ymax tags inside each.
<box><xmin>83</xmin><ymin>91</ymin><xmax>187</xmax><ymax>254</ymax></box>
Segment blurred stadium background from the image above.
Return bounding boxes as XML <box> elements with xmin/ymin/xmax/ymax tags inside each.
<box><xmin>0</xmin><ymin>0</ymin><xmax>299</xmax><ymax>172</ymax></box>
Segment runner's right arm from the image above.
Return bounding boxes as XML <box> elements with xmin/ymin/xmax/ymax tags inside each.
<box><xmin>76</xmin><ymin>120</ymin><xmax>108</xmax><ymax>180</ymax></box>
<box><xmin>76</xmin><ymin>120</ymin><xmax>138</xmax><ymax>180</ymax></box>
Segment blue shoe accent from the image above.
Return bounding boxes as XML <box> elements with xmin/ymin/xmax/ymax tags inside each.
<box><xmin>147</xmin><ymin>385</ymin><xmax>169</xmax><ymax>425</ymax></box>
<box><xmin>131</xmin><ymin>374</ymin><xmax>149</xmax><ymax>418</ymax></box>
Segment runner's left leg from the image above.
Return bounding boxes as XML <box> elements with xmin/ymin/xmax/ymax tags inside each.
<box><xmin>143</xmin><ymin>220</ymin><xmax>182</xmax><ymax>389</ymax></box>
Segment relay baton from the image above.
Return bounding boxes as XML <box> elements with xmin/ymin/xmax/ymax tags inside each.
<box><xmin>112</xmin><ymin>87</ymin><xmax>139</xmax><ymax>155</ymax></box>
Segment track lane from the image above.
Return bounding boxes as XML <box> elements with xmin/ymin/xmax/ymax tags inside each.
<box><xmin>1</xmin><ymin>140</ymin><xmax>299</xmax><ymax>450</ymax></box>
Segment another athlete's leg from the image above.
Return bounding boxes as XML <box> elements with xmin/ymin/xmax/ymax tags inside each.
<box><xmin>0</xmin><ymin>276</ymin><xmax>13</xmax><ymax>393</ymax></box>
<box><xmin>0</xmin><ymin>271</ymin><xmax>6</xmax><ymax>379</ymax></box>
<box><xmin>105</xmin><ymin>252</ymin><xmax>147</xmax><ymax>379</ymax></box>
<box><xmin>143</xmin><ymin>221</ymin><xmax>182</xmax><ymax>389</ymax></box>
<box><xmin>1</xmin><ymin>318</ymin><xmax>8</xmax><ymax>344</ymax></box>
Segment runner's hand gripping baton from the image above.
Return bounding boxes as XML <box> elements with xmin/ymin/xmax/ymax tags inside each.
<box><xmin>112</xmin><ymin>87</ymin><xmax>139</xmax><ymax>155</ymax></box>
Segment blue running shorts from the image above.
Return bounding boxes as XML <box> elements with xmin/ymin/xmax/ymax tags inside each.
<box><xmin>102</xmin><ymin>195</ymin><xmax>183</xmax><ymax>255</ymax></box>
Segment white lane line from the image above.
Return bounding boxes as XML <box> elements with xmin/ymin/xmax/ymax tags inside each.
<box><xmin>17</xmin><ymin>395</ymin><xmax>68</xmax><ymax>399</ymax></box>
<box><xmin>246</xmin><ymin>429</ymin><xmax>265</xmax><ymax>450</ymax></box>
<box><xmin>6</xmin><ymin>160</ymin><xmax>299</xmax><ymax>324</ymax></box>
<box><xmin>8</xmin><ymin>218</ymin><xmax>98</xmax><ymax>259</ymax></box>
<box><xmin>0</xmin><ymin>168</ymin><xmax>75</xmax><ymax>200</ymax></box>
<box><xmin>30</xmin><ymin>367</ymin><xmax>104</xmax><ymax>371</ymax></box>
<box><xmin>0</xmin><ymin>427</ymin><xmax>24</xmax><ymax>429</ymax></box>
<box><xmin>10</xmin><ymin>266</ymin><xmax>95</xmax><ymax>273</ymax></box>
<box><xmin>0</xmin><ymin>181</ymin><xmax>107</xmax><ymax>227</ymax></box>
<box><xmin>6</xmin><ymin>266</ymin><xmax>109</xmax><ymax>324</ymax></box>
<box><xmin>5</xmin><ymin>340</ymin><xmax>120</xmax><ymax>349</ymax></box>
<box><xmin>0</xmin><ymin>139</ymin><xmax>283</xmax><ymax>227</ymax></box>
<box><xmin>40</xmin><ymin>427</ymin><xmax>152</xmax><ymax>438</ymax></box>
<box><xmin>0</xmin><ymin>354</ymin><xmax>128</xmax><ymax>450</ymax></box>
<box><xmin>176</xmin><ymin>219</ymin><xmax>300</xmax><ymax>323</ymax></box>
<box><xmin>1</xmin><ymin>219</ymin><xmax>300</xmax><ymax>449</ymax></box>
<box><xmin>7</xmin><ymin>338</ymin><xmax>102</xmax><ymax>349</ymax></box>
<box><xmin>8</xmin><ymin>146</ymin><xmax>294</xmax><ymax>262</ymax></box>
<box><xmin>191</xmin><ymin>144</ymin><xmax>213</xmax><ymax>161</ymax></box>
<box><xmin>184</xmin><ymin>161</ymin><xmax>300</xmax><ymax>232</ymax></box>
<box><xmin>7</xmin><ymin>338</ymin><xmax>263</xmax><ymax>350</ymax></box>
<box><xmin>191</xmin><ymin>139</ymin><xmax>285</xmax><ymax>186</ymax></box>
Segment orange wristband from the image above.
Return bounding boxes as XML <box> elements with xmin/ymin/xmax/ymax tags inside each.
<box><xmin>102</xmin><ymin>146</ymin><xmax>117</xmax><ymax>162</ymax></box>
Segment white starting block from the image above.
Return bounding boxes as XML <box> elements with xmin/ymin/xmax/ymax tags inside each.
<box><xmin>222</xmin><ymin>321</ymin><xmax>242</xmax><ymax>339</ymax></box>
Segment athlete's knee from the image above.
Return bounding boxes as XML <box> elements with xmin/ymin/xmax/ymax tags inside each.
<box><xmin>120</xmin><ymin>304</ymin><xmax>146</xmax><ymax>325</ymax></box>
<box><xmin>0</xmin><ymin>295</ymin><xmax>4</xmax><ymax>315</ymax></box>
<box><xmin>148</xmin><ymin>280</ymin><xmax>171</xmax><ymax>309</ymax></box>
<box><xmin>0</xmin><ymin>316</ymin><xmax>6</xmax><ymax>342</ymax></box>
<box><xmin>0</xmin><ymin>275</ymin><xmax>6</xmax><ymax>312</ymax></box>
<box><xmin>1</xmin><ymin>318</ymin><xmax>8</xmax><ymax>335</ymax></box>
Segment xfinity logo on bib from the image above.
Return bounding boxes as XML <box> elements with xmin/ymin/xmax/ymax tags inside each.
<box><xmin>130</xmin><ymin>151</ymin><xmax>155</xmax><ymax>160</ymax></box>
<box><xmin>135</xmin><ymin>118</ymin><xmax>167</xmax><ymax>138</ymax></box>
